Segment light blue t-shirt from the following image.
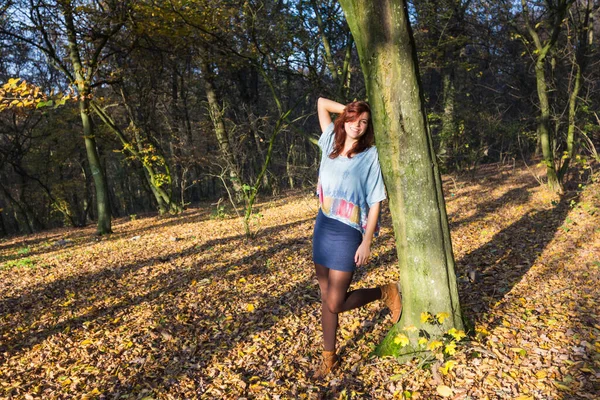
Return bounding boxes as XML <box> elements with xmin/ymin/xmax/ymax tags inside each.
<box><xmin>317</xmin><ymin>123</ymin><xmax>386</xmax><ymax>234</ymax></box>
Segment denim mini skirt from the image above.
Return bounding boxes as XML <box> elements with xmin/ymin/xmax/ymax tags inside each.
<box><xmin>312</xmin><ymin>209</ymin><xmax>363</xmax><ymax>272</ymax></box>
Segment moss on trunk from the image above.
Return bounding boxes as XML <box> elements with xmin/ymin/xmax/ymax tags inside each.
<box><xmin>339</xmin><ymin>0</ymin><xmax>464</xmax><ymax>357</ymax></box>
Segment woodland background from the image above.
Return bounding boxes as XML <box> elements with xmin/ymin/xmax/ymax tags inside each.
<box><xmin>0</xmin><ymin>0</ymin><xmax>598</xmax><ymax>235</ymax></box>
<box><xmin>1</xmin><ymin>1</ymin><xmax>600</xmax><ymax>399</ymax></box>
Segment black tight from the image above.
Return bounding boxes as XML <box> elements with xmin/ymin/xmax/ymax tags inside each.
<box><xmin>314</xmin><ymin>263</ymin><xmax>382</xmax><ymax>351</ymax></box>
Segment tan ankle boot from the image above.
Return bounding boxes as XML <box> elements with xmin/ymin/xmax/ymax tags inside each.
<box><xmin>380</xmin><ymin>283</ymin><xmax>402</xmax><ymax>323</ymax></box>
<box><xmin>312</xmin><ymin>350</ymin><xmax>339</xmax><ymax>380</ymax></box>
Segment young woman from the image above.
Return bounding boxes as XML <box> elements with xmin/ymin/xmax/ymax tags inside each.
<box><xmin>312</xmin><ymin>97</ymin><xmax>402</xmax><ymax>379</ymax></box>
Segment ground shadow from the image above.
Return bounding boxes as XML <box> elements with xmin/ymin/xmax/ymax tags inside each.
<box><xmin>0</xmin><ymin>218</ymin><xmax>313</xmax><ymax>354</ymax></box>
<box><xmin>449</xmin><ymin>182</ymin><xmax>537</xmax><ymax>230</ymax></box>
<box><xmin>457</xmin><ymin>193</ymin><xmax>578</xmax><ymax>327</ymax></box>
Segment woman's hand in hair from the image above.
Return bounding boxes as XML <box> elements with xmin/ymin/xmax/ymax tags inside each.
<box><xmin>317</xmin><ymin>97</ymin><xmax>345</xmax><ymax>132</ymax></box>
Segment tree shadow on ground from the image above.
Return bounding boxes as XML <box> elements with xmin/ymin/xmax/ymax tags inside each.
<box><xmin>96</xmin><ymin>257</ymin><xmax>322</xmax><ymax>397</ymax></box>
<box><xmin>457</xmin><ymin>193</ymin><xmax>578</xmax><ymax>326</ymax></box>
<box><xmin>0</xmin><ymin>218</ymin><xmax>313</xmax><ymax>355</ymax></box>
<box><xmin>1</xmin><ymin>223</ymin><xmax>324</xmax><ymax>397</ymax></box>
<box><xmin>449</xmin><ymin>182</ymin><xmax>537</xmax><ymax>230</ymax></box>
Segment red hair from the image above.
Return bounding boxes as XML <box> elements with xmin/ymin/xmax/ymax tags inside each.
<box><xmin>330</xmin><ymin>101</ymin><xmax>375</xmax><ymax>159</ymax></box>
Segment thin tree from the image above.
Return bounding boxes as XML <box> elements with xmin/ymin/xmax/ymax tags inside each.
<box><xmin>1</xmin><ymin>0</ymin><xmax>129</xmax><ymax>234</ymax></box>
<box><xmin>519</xmin><ymin>0</ymin><xmax>575</xmax><ymax>192</ymax></box>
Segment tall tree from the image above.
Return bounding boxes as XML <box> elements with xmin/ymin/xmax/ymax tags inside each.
<box><xmin>558</xmin><ymin>0</ymin><xmax>596</xmax><ymax>180</ymax></box>
<box><xmin>1</xmin><ymin>0</ymin><xmax>130</xmax><ymax>234</ymax></box>
<box><xmin>309</xmin><ymin>0</ymin><xmax>354</xmax><ymax>102</ymax></box>
<box><xmin>519</xmin><ymin>0</ymin><xmax>575</xmax><ymax>192</ymax></box>
<box><xmin>339</xmin><ymin>0</ymin><xmax>464</xmax><ymax>356</ymax></box>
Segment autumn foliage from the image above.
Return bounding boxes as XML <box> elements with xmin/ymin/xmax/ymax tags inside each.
<box><xmin>1</xmin><ymin>163</ymin><xmax>599</xmax><ymax>398</ymax></box>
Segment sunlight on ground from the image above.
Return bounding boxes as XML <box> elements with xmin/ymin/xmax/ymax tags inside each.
<box><xmin>1</xmin><ymin>165</ymin><xmax>599</xmax><ymax>398</ymax></box>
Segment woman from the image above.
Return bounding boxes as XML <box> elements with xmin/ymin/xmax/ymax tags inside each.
<box><xmin>312</xmin><ymin>97</ymin><xmax>402</xmax><ymax>380</ymax></box>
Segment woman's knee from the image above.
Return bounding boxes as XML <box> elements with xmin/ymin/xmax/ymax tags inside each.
<box><xmin>325</xmin><ymin>297</ymin><xmax>344</xmax><ymax>314</ymax></box>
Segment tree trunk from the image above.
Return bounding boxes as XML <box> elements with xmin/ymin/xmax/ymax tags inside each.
<box><xmin>92</xmin><ymin>93</ymin><xmax>181</xmax><ymax>215</ymax></box>
<box><xmin>80</xmin><ymin>100</ymin><xmax>112</xmax><ymax>234</ymax></box>
<box><xmin>534</xmin><ymin>60</ymin><xmax>561</xmax><ymax>191</ymax></box>
<box><xmin>311</xmin><ymin>0</ymin><xmax>354</xmax><ymax>102</ymax></box>
<box><xmin>521</xmin><ymin>0</ymin><xmax>572</xmax><ymax>192</ymax></box>
<box><xmin>339</xmin><ymin>0</ymin><xmax>464</xmax><ymax>357</ymax></box>
<box><xmin>439</xmin><ymin>67</ymin><xmax>457</xmax><ymax>161</ymax></box>
<box><xmin>63</xmin><ymin>3</ymin><xmax>112</xmax><ymax>234</ymax></box>
<box><xmin>201</xmin><ymin>59</ymin><xmax>244</xmax><ymax>202</ymax></box>
<box><xmin>558</xmin><ymin>1</ymin><xmax>593</xmax><ymax>180</ymax></box>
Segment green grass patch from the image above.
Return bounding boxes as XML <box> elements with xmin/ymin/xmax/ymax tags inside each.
<box><xmin>1</xmin><ymin>257</ymin><xmax>36</xmax><ymax>271</ymax></box>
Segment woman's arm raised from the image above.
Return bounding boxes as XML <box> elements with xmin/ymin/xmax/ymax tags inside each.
<box><xmin>317</xmin><ymin>97</ymin><xmax>345</xmax><ymax>133</ymax></box>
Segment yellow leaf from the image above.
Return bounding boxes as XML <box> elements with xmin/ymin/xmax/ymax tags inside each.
<box><xmin>448</xmin><ymin>328</ymin><xmax>466</xmax><ymax>341</ymax></box>
<box><xmin>420</xmin><ymin>312</ymin><xmax>432</xmax><ymax>323</ymax></box>
<box><xmin>81</xmin><ymin>339</ymin><xmax>94</xmax><ymax>346</ymax></box>
<box><xmin>510</xmin><ymin>347</ymin><xmax>527</xmax><ymax>357</ymax></box>
<box><xmin>418</xmin><ymin>337</ymin><xmax>428</xmax><ymax>346</ymax></box>
<box><xmin>393</xmin><ymin>334</ymin><xmax>410</xmax><ymax>347</ymax></box>
<box><xmin>436</xmin><ymin>385</ymin><xmax>453</xmax><ymax>397</ymax></box>
<box><xmin>440</xmin><ymin>360</ymin><xmax>456</xmax><ymax>375</ymax></box>
<box><xmin>536</xmin><ymin>370</ymin><xmax>547</xmax><ymax>379</ymax></box>
<box><xmin>553</xmin><ymin>381</ymin><xmax>571</xmax><ymax>391</ymax></box>
<box><xmin>436</xmin><ymin>312</ymin><xmax>450</xmax><ymax>323</ymax></box>
<box><xmin>239</xmin><ymin>277</ymin><xmax>247</xmax><ymax>283</ymax></box>
<box><xmin>475</xmin><ymin>326</ymin><xmax>489</xmax><ymax>336</ymax></box>
<box><xmin>514</xmin><ymin>396</ymin><xmax>533</xmax><ymax>400</ymax></box>
<box><xmin>427</xmin><ymin>340</ymin><xmax>443</xmax><ymax>351</ymax></box>
<box><xmin>246</xmin><ymin>304</ymin><xmax>255</xmax><ymax>312</ymax></box>
<box><xmin>444</xmin><ymin>341</ymin><xmax>457</xmax><ymax>355</ymax></box>
<box><xmin>60</xmin><ymin>378</ymin><xmax>72</xmax><ymax>386</ymax></box>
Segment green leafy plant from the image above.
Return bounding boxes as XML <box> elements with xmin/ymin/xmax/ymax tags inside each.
<box><xmin>17</xmin><ymin>246</ymin><xmax>30</xmax><ymax>255</ymax></box>
<box><xmin>2</xmin><ymin>257</ymin><xmax>36</xmax><ymax>271</ymax></box>
<box><xmin>211</xmin><ymin>199</ymin><xmax>227</xmax><ymax>220</ymax></box>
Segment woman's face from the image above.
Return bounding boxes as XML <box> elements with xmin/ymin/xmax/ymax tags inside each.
<box><xmin>344</xmin><ymin>112</ymin><xmax>369</xmax><ymax>141</ymax></box>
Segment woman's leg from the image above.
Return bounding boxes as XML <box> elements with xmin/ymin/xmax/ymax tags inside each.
<box><xmin>326</xmin><ymin>269</ymin><xmax>382</xmax><ymax>314</ymax></box>
<box><xmin>315</xmin><ymin>263</ymin><xmax>382</xmax><ymax>351</ymax></box>
<box><xmin>315</xmin><ymin>263</ymin><xmax>338</xmax><ymax>352</ymax></box>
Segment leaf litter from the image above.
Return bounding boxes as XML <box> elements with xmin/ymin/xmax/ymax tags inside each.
<box><xmin>0</xmin><ymin>163</ymin><xmax>599</xmax><ymax>399</ymax></box>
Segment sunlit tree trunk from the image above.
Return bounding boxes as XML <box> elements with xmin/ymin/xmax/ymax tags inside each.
<box><xmin>90</xmin><ymin>101</ymin><xmax>181</xmax><ymax>215</ymax></box>
<box><xmin>63</xmin><ymin>4</ymin><xmax>112</xmax><ymax>234</ymax></box>
<box><xmin>339</xmin><ymin>0</ymin><xmax>464</xmax><ymax>357</ymax></box>
<box><xmin>311</xmin><ymin>0</ymin><xmax>354</xmax><ymax>102</ymax></box>
<box><xmin>521</xmin><ymin>0</ymin><xmax>573</xmax><ymax>192</ymax></box>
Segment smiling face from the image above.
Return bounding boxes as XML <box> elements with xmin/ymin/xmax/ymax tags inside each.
<box><xmin>344</xmin><ymin>112</ymin><xmax>370</xmax><ymax>142</ymax></box>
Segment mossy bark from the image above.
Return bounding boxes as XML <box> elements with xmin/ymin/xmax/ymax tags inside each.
<box><xmin>339</xmin><ymin>0</ymin><xmax>463</xmax><ymax>357</ymax></box>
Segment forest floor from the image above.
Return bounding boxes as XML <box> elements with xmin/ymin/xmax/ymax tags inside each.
<box><xmin>1</xmin><ymin>162</ymin><xmax>599</xmax><ymax>400</ymax></box>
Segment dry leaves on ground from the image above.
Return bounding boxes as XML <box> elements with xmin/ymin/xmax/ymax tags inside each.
<box><xmin>1</xmin><ymin>163</ymin><xmax>599</xmax><ymax>399</ymax></box>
